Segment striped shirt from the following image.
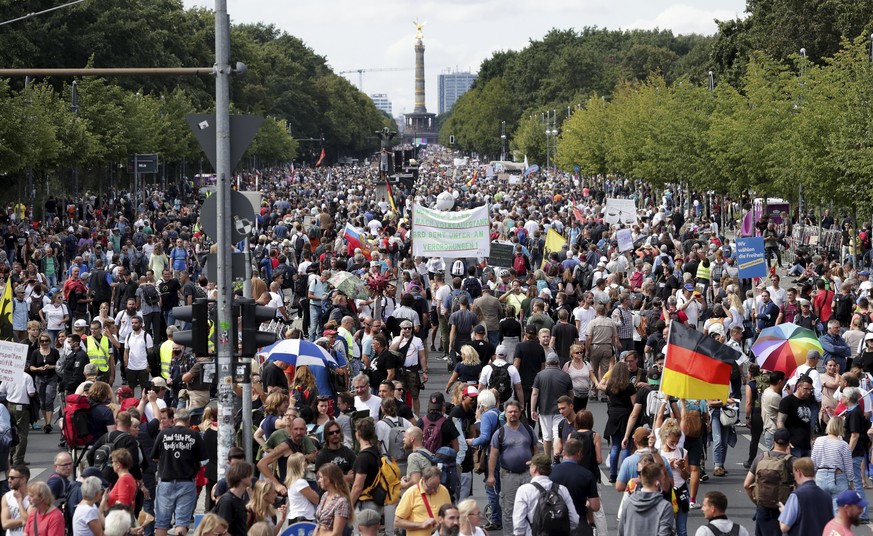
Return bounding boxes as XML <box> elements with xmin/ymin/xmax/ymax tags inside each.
<box><xmin>811</xmin><ymin>435</ymin><xmax>854</xmax><ymax>481</ymax></box>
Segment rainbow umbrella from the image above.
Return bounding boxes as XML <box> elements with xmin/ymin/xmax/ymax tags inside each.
<box><xmin>751</xmin><ymin>323</ymin><xmax>824</xmax><ymax>375</ymax></box>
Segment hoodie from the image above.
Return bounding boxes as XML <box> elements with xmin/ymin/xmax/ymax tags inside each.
<box><xmin>618</xmin><ymin>490</ymin><xmax>674</xmax><ymax>536</ymax></box>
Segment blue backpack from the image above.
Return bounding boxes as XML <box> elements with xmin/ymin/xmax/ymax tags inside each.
<box><xmin>421</xmin><ymin>446</ymin><xmax>460</xmax><ymax>500</ymax></box>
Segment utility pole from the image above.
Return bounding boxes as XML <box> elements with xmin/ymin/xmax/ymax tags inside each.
<box><xmin>213</xmin><ymin>0</ymin><xmax>234</xmax><ymax>481</ymax></box>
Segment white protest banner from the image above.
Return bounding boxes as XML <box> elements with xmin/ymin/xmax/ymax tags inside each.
<box><xmin>0</xmin><ymin>340</ymin><xmax>28</xmax><ymax>386</ymax></box>
<box><xmin>604</xmin><ymin>198</ymin><xmax>638</xmax><ymax>225</ymax></box>
<box><xmin>412</xmin><ymin>204</ymin><xmax>491</xmax><ymax>258</ymax></box>
<box><xmin>617</xmin><ymin>229</ymin><xmax>634</xmax><ymax>252</ymax></box>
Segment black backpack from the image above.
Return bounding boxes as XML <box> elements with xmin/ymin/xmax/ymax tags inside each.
<box><xmin>488</xmin><ymin>362</ymin><xmax>513</xmax><ymax>404</ymax></box>
<box><xmin>463</xmin><ymin>276</ymin><xmax>482</xmax><ymax>300</ymax></box>
<box><xmin>834</xmin><ymin>294</ymin><xmax>854</xmax><ymax>322</ymax></box>
<box><xmin>573</xmin><ymin>263</ymin><xmax>594</xmax><ymax>291</ymax></box>
<box><xmin>91</xmin><ymin>431</ymin><xmax>129</xmax><ymax>472</ymax></box>
<box><xmin>530</xmin><ymin>481</ymin><xmax>571</xmax><ymax>535</ymax></box>
<box><xmin>142</xmin><ymin>284</ymin><xmax>160</xmax><ymax>306</ymax></box>
<box><xmin>705</xmin><ymin>522</ymin><xmax>741</xmax><ymax>536</ymax></box>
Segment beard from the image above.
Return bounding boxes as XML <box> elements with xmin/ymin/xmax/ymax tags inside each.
<box><xmin>442</xmin><ymin>526</ymin><xmax>459</xmax><ymax>536</ymax></box>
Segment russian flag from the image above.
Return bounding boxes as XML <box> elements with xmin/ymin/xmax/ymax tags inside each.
<box><xmin>343</xmin><ymin>223</ymin><xmax>372</xmax><ymax>260</ymax></box>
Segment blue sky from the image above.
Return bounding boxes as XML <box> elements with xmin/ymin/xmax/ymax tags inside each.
<box><xmin>185</xmin><ymin>0</ymin><xmax>747</xmax><ymax>115</ymax></box>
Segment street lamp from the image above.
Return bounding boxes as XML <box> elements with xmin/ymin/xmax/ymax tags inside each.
<box><xmin>500</xmin><ymin>120</ymin><xmax>506</xmax><ymax>161</ymax></box>
<box><xmin>71</xmin><ymin>80</ymin><xmax>79</xmax><ymax>197</ymax></box>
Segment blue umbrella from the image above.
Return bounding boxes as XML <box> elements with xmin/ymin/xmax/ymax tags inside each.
<box><xmin>257</xmin><ymin>338</ymin><xmax>347</xmax><ymax>395</ymax></box>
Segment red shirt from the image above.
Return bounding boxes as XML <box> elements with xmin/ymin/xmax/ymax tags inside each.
<box><xmin>25</xmin><ymin>508</ymin><xmax>64</xmax><ymax>536</ymax></box>
<box><xmin>108</xmin><ymin>472</ymin><xmax>137</xmax><ymax>508</ymax></box>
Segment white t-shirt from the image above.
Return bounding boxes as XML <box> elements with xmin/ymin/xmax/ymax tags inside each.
<box><xmin>390</xmin><ymin>336</ymin><xmax>425</xmax><ymax>368</ymax></box>
<box><xmin>767</xmin><ymin>286</ymin><xmax>787</xmax><ymax>309</ymax></box>
<box><xmin>72</xmin><ymin>501</ymin><xmax>98</xmax><ymax>536</ymax></box>
<box><xmin>573</xmin><ymin>306</ymin><xmax>596</xmax><ymax>341</ymax></box>
<box><xmin>355</xmin><ymin>394</ymin><xmax>382</xmax><ymax>418</ymax></box>
<box><xmin>478</xmin><ymin>360</ymin><xmax>522</xmax><ymax>395</ymax></box>
<box><xmin>43</xmin><ymin>303</ymin><xmax>69</xmax><ymax>331</ymax></box>
<box><xmin>144</xmin><ymin>398</ymin><xmax>168</xmax><ymax>422</ymax></box>
<box><xmin>285</xmin><ymin>478</ymin><xmax>316</xmax><ymax>521</ymax></box>
<box><xmin>125</xmin><ymin>330</ymin><xmax>153</xmax><ymax>371</ymax></box>
<box><xmin>4</xmin><ymin>491</ymin><xmax>29</xmax><ymax>536</ymax></box>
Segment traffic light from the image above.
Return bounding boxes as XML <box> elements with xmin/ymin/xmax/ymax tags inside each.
<box><xmin>173</xmin><ymin>302</ymin><xmax>209</xmax><ymax>355</ymax></box>
<box><xmin>240</xmin><ymin>302</ymin><xmax>278</xmax><ymax>355</ymax></box>
<box><xmin>449</xmin><ymin>134</ymin><xmax>455</xmax><ymax>145</ymax></box>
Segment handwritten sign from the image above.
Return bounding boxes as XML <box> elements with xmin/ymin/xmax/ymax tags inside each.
<box><xmin>0</xmin><ymin>341</ymin><xmax>28</xmax><ymax>386</ymax></box>
<box><xmin>616</xmin><ymin>229</ymin><xmax>634</xmax><ymax>252</ymax></box>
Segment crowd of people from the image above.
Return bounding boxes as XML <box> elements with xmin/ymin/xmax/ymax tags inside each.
<box><xmin>0</xmin><ymin>149</ymin><xmax>872</xmax><ymax>536</ymax></box>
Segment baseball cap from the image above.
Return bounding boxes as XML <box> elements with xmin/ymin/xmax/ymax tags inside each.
<box><xmin>773</xmin><ymin>428</ymin><xmax>790</xmax><ymax>445</ymax></box>
<box><xmin>647</xmin><ymin>367</ymin><xmax>662</xmax><ymax>385</ymax></box>
<box><xmin>524</xmin><ymin>324</ymin><xmax>537</xmax><ymax>335</ymax></box>
<box><xmin>151</xmin><ymin>377</ymin><xmax>168</xmax><ymax>389</ymax></box>
<box><xmin>116</xmin><ymin>386</ymin><xmax>133</xmax><ymax>399</ymax></box>
<box><xmin>799</xmin><ymin>298</ymin><xmax>811</xmax><ymax>307</ymax></box>
<box><xmin>463</xmin><ymin>386</ymin><xmax>479</xmax><ymax>398</ymax></box>
<box><xmin>632</xmin><ymin>427</ymin><xmax>651</xmax><ymax>444</ymax></box>
<box><xmin>73</xmin><ymin>319</ymin><xmax>88</xmax><ymax>329</ymax></box>
<box><xmin>683</xmin><ymin>283</ymin><xmax>695</xmax><ymax>291</ymax></box>
<box><xmin>428</xmin><ymin>392</ymin><xmax>445</xmax><ymax>409</ymax></box>
<box><xmin>323</xmin><ymin>329</ymin><xmax>337</xmax><ymax>336</ymax></box>
<box><xmin>837</xmin><ymin>489</ymin><xmax>869</xmax><ymax>508</ymax></box>
<box><xmin>472</xmin><ymin>324</ymin><xmax>486</xmax><ymax>334</ymax></box>
<box><xmin>495</xmin><ymin>344</ymin><xmax>507</xmax><ymax>357</ymax></box>
<box><xmin>861</xmin><ymin>271</ymin><xmax>870</xmax><ymax>277</ymax></box>
<box><xmin>82</xmin><ymin>467</ymin><xmax>109</xmax><ymax>488</ymax></box>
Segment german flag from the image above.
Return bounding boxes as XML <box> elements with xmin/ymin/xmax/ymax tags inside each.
<box><xmin>660</xmin><ymin>322</ymin><xmax>741</xmax><ymax>401</ymax></box>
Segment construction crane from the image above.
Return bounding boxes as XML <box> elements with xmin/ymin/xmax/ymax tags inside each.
<box><xmin>337</xmin><ymin>67</ymin><xmax>413</xmax><ymax>91</ymax></box>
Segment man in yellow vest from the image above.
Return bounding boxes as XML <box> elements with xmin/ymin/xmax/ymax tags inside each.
<box><xmin>159</xmin><ymin>326</ymin><xmax>178</xmax><ymax>382</ymax></box>
<box><xmin>86</xmin><ymin>319</ymin><xmax>115</xmax><ymax>385</ymax></box>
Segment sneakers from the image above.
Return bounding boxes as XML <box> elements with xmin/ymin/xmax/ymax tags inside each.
<box><xmin>43</xmin><ymin>424</ymin><xmax>52</xmax><ymax>434</ymax></box>
<box><xmin>742</xmin><ymin>461</ymin><xmax>751</xmax><ymax>469</ymax></box>
<box><xmin>483</xmin><ymin>523</ymin><xmax>502</xmax><ymax>532</ymax></box>
<box><xmin>714</xmin><ymin>466</ymin><xmax>727</xmax><ymax>477</ymax></box>
<box><xmin>689</xmin><ymin>501</ymin><xmax>701</xmax><ymax>510</ymax></box>
<box><xmin>700</xmin><ymin>472</ymin><xmax>710</xmax><ymax>482</ymax></box>
<box><xmin>609</xmin><ymin>474</ymin><xmax>617</xmax><ymax>484</ymax></box>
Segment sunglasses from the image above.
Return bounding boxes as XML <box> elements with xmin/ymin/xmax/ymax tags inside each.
<box><xmin>327</xmin><ymin>430</ymin><xmax>342</xmax><ymax>436</ymax></box>
<box><xmin>40</xmin><ymin>339</ymin><xmax>50</xmax><ymax>343</ymax></box>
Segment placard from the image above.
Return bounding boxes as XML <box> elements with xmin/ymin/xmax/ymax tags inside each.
<box><xmin>735</xmin><ymin>237</ymin><xmax>767</xmax><ymax>279</ymax></box>
<box><xmin>604</xmin><ymin>198</ymin><xmax>638</xmax><ymax>225</ymax></box>
<box><xmin>616</xmin><ymin>229</ymin><xmax>634</xmax><ymax>252</ymax></box>
<box><xmin>0</xmin><ymin>341</ymin><xmax>28</xmax><ymax>386</ymax></box>
<box><xmin>411</xmin><ymin>204</ymin><xmax>491</xmax><ymax>258</ymax></box>
<box><xmin>487</xmin><ymin>242</ymin><xmax>515</xmax><ymax>268</ymax></box>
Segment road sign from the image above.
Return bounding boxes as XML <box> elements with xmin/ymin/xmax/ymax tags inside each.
<box><xmin>127</xmin><ymin>154</ymin><xmax>158</xmax><ymax>174</ymax></box>
<box><xmin>736</xmin><ymin>237</ymin><xmax>768</xmax><ymax>279</ymax></box>
<box><xmin>200</xmin><ymin>190</ymin><xmax>256</xmax><ymax>244</ymax></box>
<box><xmin>187</xmin><ymin>114</ymin><xmax>264</xmax><ymax>171</ymax></box>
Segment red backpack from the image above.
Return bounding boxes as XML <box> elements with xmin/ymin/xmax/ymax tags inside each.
<box><xmin>513</xmin><ymin>254</ymin><xmax>528</xmax><ymax>276</ymax></box>
<box><xmin>63</xmin><ymin>394</ymin><xmax>94</xmax><ymax>447</ymax></box>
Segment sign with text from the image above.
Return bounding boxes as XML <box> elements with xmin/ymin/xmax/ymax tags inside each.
<box><xmin>616</xmin><ymin>229</ymin><xmax>634</xmax><ymax>252</ymax></box>
<box><xmin>604</xmin><ymin>198</ymin><xmax>638</xmax><ymax>225</ymax></box>
<box><xmin>0</xmin><ymin>341</ymin><xmax>28</xmax><ymax>385</ymax></box>
<box><xmin>487</xmin><ymin>241</ymin><xmax>514</xmax><ymax>268</ymax></box>
<box><xmin>736</xmin><ymin>237</ymin><xmax>767</xmax><ymax>279</ymax></box>
<box><xmin>411</xmin><ymin>204</ymin><xmax>490</xmax><ymax>258</ymax></box>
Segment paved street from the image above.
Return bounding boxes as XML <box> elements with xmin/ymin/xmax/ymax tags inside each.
<box><xmin>22</xmin><ymin>345</ymin><xmax>760</xmax><ymax>535</ymax></box>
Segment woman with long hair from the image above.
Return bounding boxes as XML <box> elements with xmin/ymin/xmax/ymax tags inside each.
<box><xmin>148</xmin><ymin>243</ymin><xmax>169</xmax><ymax>278</ymax></box>
<box><xmin>312</xmin><ymin>396</ymin><xmax>334</xmax><ymax>441</ymax></box>
<box><xmin>563</xmin><ymin>343</ymin><xmax>596</xmax><ymax>411</ymax></box>
<box><xmin>256</xmin><ymin>392</ymin><xmax>290</xmax><ymax>446</ymax></box>
<box><xmin>283</xmin><ymin>452</ymin><xmax>318</xmax><ymax>525</ymax></box>
<box><xmin>313</xmin><ymin>463</ymin><xmax>353</xmax><ymax>536</ymax></box>
<box><xmin>292</xmin><ymin>366</ymin><xmax>318</xmax><ymax>409</ymax></box>
<box><xmin>86</xmin><ymin>382</ymin><xmax>116</xmax><ymax>441</ymax></box>
<box><xmin>597</xmin><ymin>361</ymin><xmax>635</xmax><ymax>483</ymax></box>
<box><xmin>445</xmin><ymin>345</ymin><xmax>484</xmax><ymax>393</ymax></box>
<box><xmin>498</xmin><ymin>304</ymin><xmax>521</xmax><ymax>358</ymax></box>
<box><xmin>41</xmin><ymin>293</ymin><xmax>69</xmax><ymax>345</ymax></box>
<box><xmin>28</xmin><ymin>330</ymin><xmax>59</xmax><ymax>432</ymax></box>
<box><xmin>246</xmin><ymin>481</ymin><xmax>286</xmax><ymax>535</ymax></box>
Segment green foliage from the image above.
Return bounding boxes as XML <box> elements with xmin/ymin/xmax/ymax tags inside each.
<box><xmin>509</xmin><ymin>116</ymin><xmax>546</xmax><ymax>166</ymax></box>
<box><xmin>439</xmin><ymin>78</ymin><xmax>517</xmax><ymax>157</ymax></box>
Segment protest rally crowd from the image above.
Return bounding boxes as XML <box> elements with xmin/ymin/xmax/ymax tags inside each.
<box><xmin>0</xmin><ymin>146</ymin><xmax>872</xmax><ymax>536</ymax></box>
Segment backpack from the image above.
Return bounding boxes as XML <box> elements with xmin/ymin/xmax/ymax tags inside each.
<box><xmin>359</xmin><ymin>449</ymin><xmax>401</xmax><ymax>506</ymax></box>
<box><xmin>705</xmin><ymin>522</ymin><xmax>741</xmax><ymax>536</ymax></box>
<box><xmin>449</xmin><ymin>290</ymin><xmax>465</xmax><ymax>315</ymax></box>
<box><xmin>645</xmin><ymin>389</ymin><xmax>668</xmax><ymax>424</ymax></box>
<box><xmin>381</xmin><ymin>417</ymin><xmax>407</xmax><ymax>463</ymax></box>
<box><xmin>62</xmin><ymin>394</ymin><xmax>94</xmax><ymax>447</ymax></box>
<box><xmin>451</xmin><ymin>260</ymin><xmax>465</xmax><ymax>277</ymax></box>
<box><xmin>131</xmin><ymin>250</ymin><xmax>147</xmax><ymax>276</ymax></box>
<box><xmin>295</xmin><ymin>273</ymin><xmax>310</xmax><ymax>299</ymax></box>
<box><xmin>573</xmin><ymin>263</ymin><xmax>594</xmax><ymax>291</ymax></box>
<box><xmin>193</xmin><ymin>284</ymin><xmax>208</xmax><ymax>301</ymax></box>
<box><xmin>834</xmin><ymin>294</ymin><xmax>854</xmax><ymax>323</ymax></box>
<box><xmin>681</xmin><ymin>405</ymin><xmax>703</xmax><ymax>441</ymax></box>
<box><xmin>91</xmin><ymin>431</ymin><xmax>130</xmax><ymax>473</ymax></box>
<box><xmin>530</xmin><ymin>481</ymin><xmax>571</xmax><ymax>536</ymax></box>
<box><xmin>488</xmin><ymin>362</ymin><xmax>513</xmax><ymax>404</ymax></box>
<box><xmin>513</xmin><ymin>254</ymin><xmax>528</xmax><ymax>276</ymax></box>
<box><xmin>463</xmin><ymin>276</ymin><xmax>482</xmax><ymax>300</ymax></box>
<box><xmin>529</xmin><ymin>238</ymin><xmax>543</xmax><ymax>260</ymax></box>
<box><xmin>752</xmin><ymin>451</ymin><xmax>794</xmax><ymax>509</ymax></box>
<box><xmin>422</xmin><ymin>415</ymin><xmax>447</xmax><ymax>453</ymax></box>
<box><xmin>61</xmin><ymin>480</ymin><xmax>84</xmax><ymax>536</ymax></box>
<box><xmin>421</xmin><ymin>447</ymin><xmax>460</xmax><ymax>501</ymax></box>
<box><xmin>142</xmin><ymin>284</ymin><xmax>160</xmax><ymax>306</ymax></box>
<box><xmin>859</xmin><ymin>311</ymin><xmax>872</xmax><ymax>331</ymax></box>
<box><xmin>293</xmin><ymin>234</ymin><xmax>306</xmax><ymax>260</ymax></box>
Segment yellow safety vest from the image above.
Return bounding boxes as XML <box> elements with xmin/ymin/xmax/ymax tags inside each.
<box><xmin>159</xmin><ymin>340</ymin><xmax>174</xmax><ymax>379</ymax></box>
<box><xmin>697</xmin><ymin>263</ymin><xmax>711</xmax><ymax>281</ymax></box>
<box><xmin>86</xmin><ymin>336</ymin><xmax>111</xmax><ymax>373</ymax></box>
<box><xmin>208</xmin><ymin>320</ymin><xmax>215</xmax><ymax>354</ymax></box>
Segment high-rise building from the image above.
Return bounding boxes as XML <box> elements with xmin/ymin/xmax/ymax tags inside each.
<box><xmin>438</xmin><ymin>70</ymin><xmax>477</xmax><ymax>115</ymax></box>
<box><xmin>370</xmin><ymin>93</ymin><xmax>392</xmax><ymax>116</ymax></box>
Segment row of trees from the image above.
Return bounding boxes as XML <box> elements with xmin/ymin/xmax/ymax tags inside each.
<box><xmin>0</xmin><ymin>1</ymin><xmax>393</xmax><ymax>197</ymax></box>
<box><xmin>555</xmin><ymin>37</ymin><xmax>873</xmax><ymax>215</ymax></box>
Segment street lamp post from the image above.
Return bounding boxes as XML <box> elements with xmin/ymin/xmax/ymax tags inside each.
<box><xmin>71</xmin><ymin>80</ymin><xmax>79</xmax><ymax>197</ymax></box>
<box><xmin>500</xmin><ymin>120</ymin><xmax>506</xmax><ymax>161</ymax></box>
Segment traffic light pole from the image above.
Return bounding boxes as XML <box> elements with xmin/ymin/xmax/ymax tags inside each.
<box><xmin>214</xmin><ymin>0</ymin><xmax>235</xmax><ymax>482</ymax></box>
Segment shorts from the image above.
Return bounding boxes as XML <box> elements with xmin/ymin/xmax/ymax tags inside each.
<box><xmin>127</xmin><ymin>368</ymin><xmax>150</xmax><ymax>391</ymax></box>
<box><xmin>155</xmin><ymin>480</ymin><xmax>196</xmax><ymax>530</ymax></box>
<box><xmin>684</xmin><ymin>436</ymin><xmax>704</xmax><ymax>467</ymax></box>
<box><xmin>402</xmin><ymin>368</ymin><xmax>422</xmax><ymax>400</ymax></box>
<box><xmin>34</xmin><ymin>376</ymin><xmax>57</xmax><ymax>410</ymax></box>
<box><xmin>538</xmin><ymin>413</ymin><xmax>560</xmax><ymax>442</ymax></box>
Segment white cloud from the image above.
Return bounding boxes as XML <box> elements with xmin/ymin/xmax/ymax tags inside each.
<box><xmin>628</xmin><ymin>5</ymin><xmax>746</xmax><ymax>35</ymax></box>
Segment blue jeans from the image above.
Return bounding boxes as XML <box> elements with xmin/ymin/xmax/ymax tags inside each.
<box><xmin>710</xmin><ymin>408</ymin><xmax>728</xmax><ymax>468</ymax></box>
<box><xmin>308</xmin><ymin>303</ymin><xmax>322</xmax><ymax>341</ymax></box>
<box><xmin>852</xmin><ymin>456</ymin><xmax>870</xmax><ymax>521</ymax></box>
<box><xmin>816</xmin><ymin>469</ymin><xmax>849</xmax><ymax>515</ymax></box>
<box><xmin>143</xmin><ymin>497</ymin><xmax>155</xmax><ymax>536</ymax></box>
<box><xmin>676</xmin><ymin>509</ymin><xmax>688</xmax><ymax>536</ymax></box>
<box><xmin>790</xmin><ymin>447</ymin><xmax>812</xmax><ymax>458</ymax></box>
<box><xmin>609</xmin><ymin>430</ymin><xmax>632</xmax><ymax>477</ymax></box>
<box><xmin>485</xmin><ymin>467</ymin><xmax>501</xmax><ymax>526</ymax></box>
<box><xmin>487</xmin><ymin>330</ymin><xmax>500</xmax><ymax>346</ymax></box>
<box><xmin>155</xmin><ymin>480</ymin><xmax>196</xmax><ymax>530</ymax></box>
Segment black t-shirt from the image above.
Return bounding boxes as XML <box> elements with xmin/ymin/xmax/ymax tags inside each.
<box><xmin>369</xmin><ymin>350</ymin><xmax>398</xmax><ymax>387</ymax></box>
<box><xmin>215</xmin><ymin>491</ymin><xmax>248</xmax><ymax>536</ymax></box>
<box><xmin>778</xmin><ymin>395</ymin><xmax>813</xmax><ymax>449</ymax></box>
<box><xmin>353</xmin><ymin>446</ymin><xmax>381</xmax><ymax>492</ymax></box>
<box><xmin>469</xmin><ymin>340</ymin><xmax>495</xmax><ymax>367</ymax></box>
<box><xmin>151</xmin><ymin>425</ymin><xmax>207</xmax><ymax>480</ymax></box>
<box><xmin>159</xmin><ymin>278</ymin><xmax>181</xmax><ymax>310</ymax></box>
<box><xmin>551</xmin><ymin>322</ymin><xmax>578</xmax><ymax>361</ymax></box>
<box><xmin>262</xmin><ymin>362</ymin><xmax>289</xmax><ymax>392</ymax></box>
<box><xmin>314</xmin><ymin>445</ymin><xmax>357</xmax><ymax>474</ymax></box>
<box><xmin>844</xmin><ymin>405</ymin><xmax>870</xmax><ymax>457</ymax></box>
<box><xmin>513</xmin><ymin>340</ymin><xmax>545</xmax><ymax>388</ymax></box>
<box><xmin>181</xmin><ymin>280</ymin><xmax>197</xmax><ymax>305</ymax></box>
<box><xmin>449</xmin><ymin>404</ymin><xmax>476</xmax><ymax>471</ymax></box>
<box><xmin>550</xmin><ymin>461</ymin><xmax>598</xmax><ymax>516</ymax></box>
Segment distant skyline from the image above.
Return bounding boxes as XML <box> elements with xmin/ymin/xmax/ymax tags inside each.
<box><xmin>184</xmin><ymin>0</ymin><xmax>747</xmax><ymax>115</ymax></box>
